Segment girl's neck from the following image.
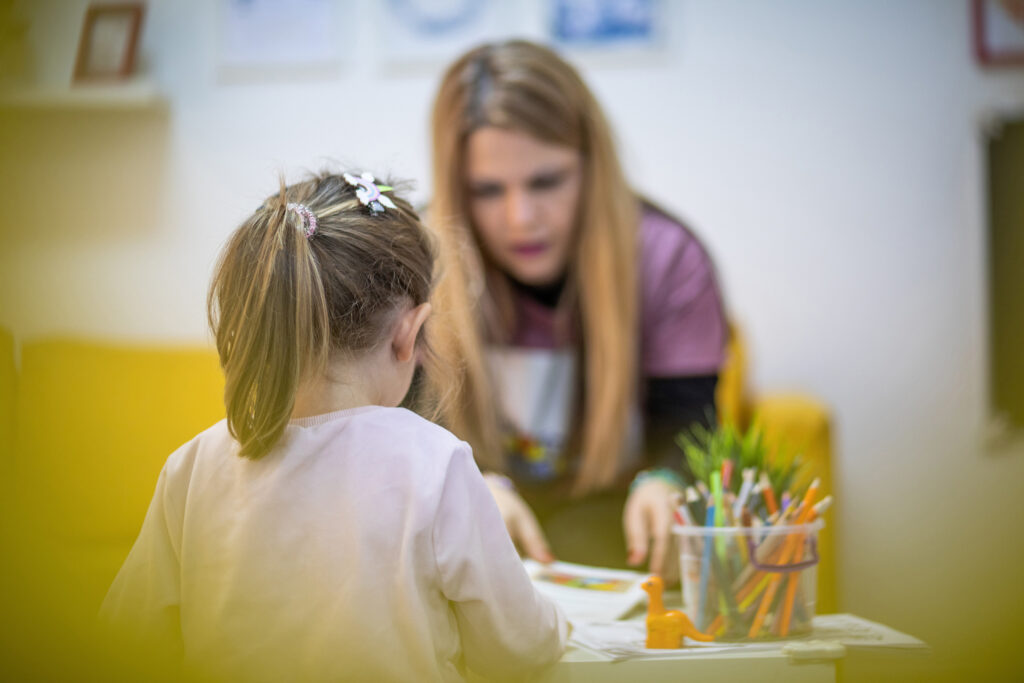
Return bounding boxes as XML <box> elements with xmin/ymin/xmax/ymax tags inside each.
<box><xmin>291</xmin><ymin>354</ymin><xmax>384</xmax><ymax>419</ymax></box>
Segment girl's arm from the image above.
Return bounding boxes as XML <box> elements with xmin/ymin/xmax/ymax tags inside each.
<box><xmin>98</xmin><ymin>456</ymin><xmax>187</xmax><ymax>670</ymax></box>
<box><xmin>433</xmin><ymin>446</ymin><xmax>568</xmax><ymax>680</ymax></box>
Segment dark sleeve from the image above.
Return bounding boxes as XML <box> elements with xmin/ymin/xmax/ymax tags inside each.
<box><xmin>643</xmin><ymin>374</ymin><xmax>718</xmax><ymax>481</ymax></box>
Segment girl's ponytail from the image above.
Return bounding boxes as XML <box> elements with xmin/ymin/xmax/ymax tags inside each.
<box><xmin>209</xmin><ymin>185</ymin><xmax>330</xmax><ymax>459</ymax></box>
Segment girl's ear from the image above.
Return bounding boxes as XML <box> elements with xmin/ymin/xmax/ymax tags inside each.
<box><xmin>392</xmin><ymin>302</ymin><xmax>432</xmax><ymax>363</ymax></box>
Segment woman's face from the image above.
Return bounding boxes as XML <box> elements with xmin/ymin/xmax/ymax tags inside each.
<box><xmin>463</xmin><ymin>127</ymin><xmax>582</xmax><ymax>287</ymax></box>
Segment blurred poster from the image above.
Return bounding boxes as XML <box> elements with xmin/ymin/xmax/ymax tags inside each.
<box><xmin>377</xmin><ymin>0</ymin><xmax>516</xmax><ymax>66</ymax></box>
<box><xmin>218</xmin><ymin>0</ymin><xmax>343</xmax><ymax>80</ymax></box>
<box><xmin>550</xmin><ymin>0</ymin><xmax>658</xmax><ymax>47</ymax></box>
<box><xmin>974</xmin><ymin>0</ymin><xmax>1024</xmax><ymax>65</ymax></box>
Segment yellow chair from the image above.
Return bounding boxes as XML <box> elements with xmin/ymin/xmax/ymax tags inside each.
<box><xmin>12</xmin><ymin>339</ymin><xmax>224</xmax><ymax>628</ymax></box>
<box><xmin>716</xmin><ymin>324</ymin><xmax>837</xmax><ymax>614</ymax></box>
<box><xmin>0</xmin><ymin>328</ymin><xmax>14</xmax><ymax>474</ymax></box>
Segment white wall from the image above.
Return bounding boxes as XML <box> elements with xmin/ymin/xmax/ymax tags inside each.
<box><xmin>2</xmin><ymin>1</ymin><xmax>1024</xmax><ymax>679</ymax></box>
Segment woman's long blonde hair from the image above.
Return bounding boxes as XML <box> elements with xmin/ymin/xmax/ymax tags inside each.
<box><xmin>429</xmin><ymin>40</ymin><xmax>638</xmax><ymax>496</ymax></box>
<box><xmin>208</xmin><ymin>171</ymin><xmax>440</xmax><ymax>459</ymax></box>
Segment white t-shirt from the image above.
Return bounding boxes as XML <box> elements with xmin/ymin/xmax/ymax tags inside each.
<box><xmin>100</xmin><ymin>405</ymin><xmax>567</xmax><ymax>682</ymax></box>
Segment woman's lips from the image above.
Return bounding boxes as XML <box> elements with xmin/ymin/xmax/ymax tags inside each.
<box><xmin>511</xmin><ymin>243</ymin><xmax>548</xmax><ymax>257</ymax></box>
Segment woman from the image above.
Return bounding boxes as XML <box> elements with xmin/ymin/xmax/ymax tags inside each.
<box><xmin>426</xmin><ymin>40</ymin><xmax>727</xmax><ymax>575</ymax></box>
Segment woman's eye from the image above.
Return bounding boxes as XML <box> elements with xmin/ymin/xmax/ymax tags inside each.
<box><xmin>529</xmin><ymin>173</ymin><xmax>565</xmax><ymax>192</ymax></box>
<box><xmin>469</xmin><ymin>184</ymin><xmax>503</xmax><ymax>199</ymax></box>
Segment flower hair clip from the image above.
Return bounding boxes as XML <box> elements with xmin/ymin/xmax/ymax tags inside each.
<box><xmin>343</xmin><ymin>172</ymin><xmax>396</xmax><ymax>215</ymax></box>
<box><xmin>286</xmin><ymin>202</ymin><xmax>318</xmax><ymax>239</ymax></box>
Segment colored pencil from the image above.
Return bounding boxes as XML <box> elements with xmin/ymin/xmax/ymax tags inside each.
<box><xmin>758</xmin><ymin>472</ymin><xmax>778</xmax><ymax>515</ymax></box>
<box><xmin>697</xmin><ymin>502</ymin><xmax>715</xmax><ymax>630</ymax></box>
<box><xmin>778</xmin><ymin>494</ymin><xmax>831</xmax><ymax>635</ymax></box>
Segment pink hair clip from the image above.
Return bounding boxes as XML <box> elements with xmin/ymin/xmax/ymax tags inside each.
<box><xmin>286</xmin><ymin>202</ymin><xmax>318</xmax><ymax>238</ymax></box>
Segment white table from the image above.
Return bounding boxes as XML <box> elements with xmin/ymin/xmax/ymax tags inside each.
<box><xmin>535</xmin><ymin>646</ymin><xmax>837</xmax><ymax>682</ymax></box>
<box><xmin>525</xmin><ymin>614</ymin><xmax>927</xmax><ymax>683</ymax></box>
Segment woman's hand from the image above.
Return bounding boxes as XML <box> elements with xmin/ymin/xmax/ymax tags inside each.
<box><xmin>483</xmin><ymin>474</ymin><xmax>554</xmax><ymax>563</ymax></box>
<box><xmin>623</xmin><ymin>478</ymin><xmax>681</xmax><ymax>579</ymax></box>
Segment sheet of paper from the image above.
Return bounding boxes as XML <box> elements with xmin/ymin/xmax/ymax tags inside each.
<box><xmin>811</xmin><ymin>614</ymin><xmax>929</xmax><ymax>650</ymax></box>
<box><xmin>523</xmin><ymin>560</ymin><xmax>647</xmax><ymax>623</ymax></box>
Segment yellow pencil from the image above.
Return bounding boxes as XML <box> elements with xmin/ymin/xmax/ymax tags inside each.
<box><xmin>778</xmin><ymin>495</ymin><xmax>832</xmax><ymax>636</ymax></box>
<box><xmin>748</xmin><ymin>480</ymin><xmax>819</xmax><ymax>638</ymax></box>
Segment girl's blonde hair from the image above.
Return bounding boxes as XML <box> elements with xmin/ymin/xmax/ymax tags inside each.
<box><xmin>208</xmin><ymin>171</ymin><xmax>440</xmax><ymax>459</ymax></box>
<box><xmin>430</xmin><ymin>40</ymin><xmax>638</xmax><ymax>496</ymax></box>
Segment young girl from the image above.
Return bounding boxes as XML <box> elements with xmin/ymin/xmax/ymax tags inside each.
<box><xmin>100</xmin><ymin>171</ymin><xmax>567</xmax><ymax>682</ymax></box>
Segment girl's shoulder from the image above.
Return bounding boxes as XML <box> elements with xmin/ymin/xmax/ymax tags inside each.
<box><xmin>352</xmin><ymin>406</ymin><xmax>466</xmax><ymax>447</ymax></box>
<box><xmin>324</xmin><ymin>407</ymin><xmax>476</xmax><ymax>493</ymax></box>
<box><xmin>156</xmin><ymin>418</ymin><xmax>232</xmax><ymax>492</ymax></box>
<box><xmin>293</xmin><ymin>406</ymin><xmax>470</xmax><ymax>464</ymax></box>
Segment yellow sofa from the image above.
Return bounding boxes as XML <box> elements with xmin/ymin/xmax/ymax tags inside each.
<box><xmin>3</xmin><ymin>338</ymin><xmax>225</xmax><ymax>662</ymax></box>
<box><xmin>0</xmin><ymin>328</ymin><xmax>14</xmax><ymax>473</ymax></box>
<box><xmin>1</xmin><ymin>328</ymin><xmax>835</xmax><ymax>645</ymax></box>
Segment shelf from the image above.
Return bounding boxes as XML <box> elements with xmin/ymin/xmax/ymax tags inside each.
<box><xmin>0</xmin><ymin>80</ymin><xmax>166</xmax><ymax>111</ymax></box>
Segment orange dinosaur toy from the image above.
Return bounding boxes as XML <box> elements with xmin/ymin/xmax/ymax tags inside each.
<box><xmin>640</xmin><ymin>576</ymin><xmax>714</xmax><ymax>648</ymax></box>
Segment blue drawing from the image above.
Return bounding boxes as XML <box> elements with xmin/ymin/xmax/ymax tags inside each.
<box><xmin>552</xmin><ymin>0</ymin><xmax>656</xmax><ymax>45</ymax></box>
<box><xmin>386</xmin><ymin>0</ymin><xmax>489</xmax><ymax>36</ymax></box>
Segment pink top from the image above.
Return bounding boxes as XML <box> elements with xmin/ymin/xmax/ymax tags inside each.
<box><xmin>101</xmin><ymin>406</ymin><xmax>567</xmax><ymax>681</ymax></box>
<box><xmin>510</xmin><ymin>206</ymin><xmax>727</xmax><ymax>375</ymax></box>
<box><xmin>487</xmin><ymin>206</ymin><xmax>727</xmax><ymax>482</ymax></box>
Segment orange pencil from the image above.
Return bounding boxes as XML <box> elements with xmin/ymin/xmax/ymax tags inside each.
<box><xmin>736</xmin><ymin>541</ymin><xmax>787</xmax><ymax>604</ymax></box>
<box><xmin>778</xmin><ymin>564</ymin><xmax>801</xmax><ymax>635</ymax></box>
<box><xmin>812</xmin><ymin>494</ymin><xmax>833</xmax><ymax>519</ymax></box>
<box><xmin>773</xmin><ymin>479</ymin><xmax>820</xmax><ymax>567</ymax></box>
<box><xmin>747</xmin><ymin>570</ymin><xmax>785</xmax><ymax>637</ymax></box>
<box><xmin>778</xmin><ymin>495</ymin><xmax>832</xmax><ymax>635</ymax></box>
<box><xmin>735</xmin><ymin>501</ymin><xmax>800</xmax><ymax>600</ymax></box>
<box><xmin>748</xmin><ymin>480</ymin><xmax>819</xmax><ymax>637</ymax></box>
<box><xmin>758</xmin><ymin>472</ymin><xmax>778</xmax><ymax>515</ymax></box>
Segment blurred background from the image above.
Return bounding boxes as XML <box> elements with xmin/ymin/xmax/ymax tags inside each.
<box><xmin>1</xmin><ymin>0</ymin><xmax>1023</xmax><ymax>680</ymax></box>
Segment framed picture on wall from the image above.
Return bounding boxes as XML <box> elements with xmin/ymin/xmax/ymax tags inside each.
<box><xmin>973</xmin><ymin>0</ymin><xmax>1024</xmax><ymax>66</ymax></box>
<box><xmin>549</xmin><ymin>0</ymin><xmax>661</xmax><ymax>50</ymax></box>
<box><xmin>217</xmin><ymin>0</ymin><xmax>343</xmax><ymax>82</ymax></box>
<box><xmin>73</xmin><ymin>3</ymin><xmax>145</xmax><ymax>82</ymax></box>
<box><xmin>376</xmin><ymin>0</ymin><xmax>517</xmax><ymax>69</ymax></box>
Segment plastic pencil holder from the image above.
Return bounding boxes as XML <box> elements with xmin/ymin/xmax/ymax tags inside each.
<box><xmin>674</xmin><ymin>519</ymin><xmax>825</xmax><ymax>641</ymax></box>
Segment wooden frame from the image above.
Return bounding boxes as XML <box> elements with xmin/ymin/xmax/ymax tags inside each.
<box><xmin>73</xmin><ymin>3</ymin><xmax>145</xmax><ymax>82</ymax></box>
<box><xmin>973</xmin><ymin>0</ymin><xmax>1024</xmax><ymax>66</ymax></box>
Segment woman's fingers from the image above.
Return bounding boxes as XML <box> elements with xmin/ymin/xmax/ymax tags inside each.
<box><xmin>483</xmin><ymin>477</ymin><xmax>555</xmax><ymax>563</ymax></box>
<box><xmin>513</xmin><ymin>507</ymin><xmax>554</xmax><ymax>563</ymax></box>
<box><xmin>623</xmin><ymin>495</ymin><xmax>649</xmax><ymax>567</ymax></box>
<box><xmin>624</xmin><ymin>479</ymin><xmax>679</xmax><ymax>572</ymax></box>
